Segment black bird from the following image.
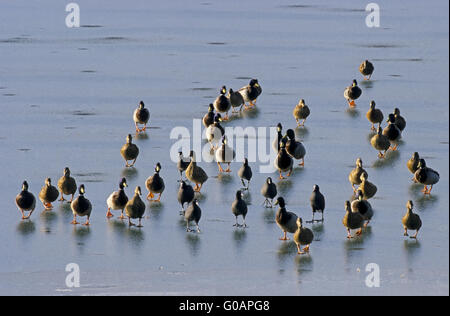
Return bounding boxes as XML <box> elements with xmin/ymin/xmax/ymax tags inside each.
<box><xmin>177</xmin><ymin>180</ymin><xmax>195</xmax><ymax>215</ymax></box>
<box><xmin>237</xmin><ymin>158</ymin><xmax>252</xmax><ymax>190</ymax></box>
<box><xmin>382</xmin><ymin>113</ymin><xmax>402</xmax><ymax>150</ymax></box>
<box><xmin>261</xmin><ymin>177</ymin><xmax>277</xmax><ymax>207</ymax></box>
<box><xmin>70</xmin><ymin>184</ymin><xmax>92</xmax><ymax>226</ymax></box>
<box><xmin>308</xmin><ymin>184</ymin><xmax>325</xmax><ymax>223</ymax></box>
<box><xmin>231</xmin><ymin>190</ymin><xmax>248</xmax><ymax>228</ymax></box>
<box><xmin>185</xmin><ymin>199</ymin><xmax>202</xmax><ymax>233</ymax></box>
<box><xmin>15</xmin><ymin>181</ymin><xmax>36</xmax><ymax>220</ymax></box>
<box><xmin>177</xmin><ymin>151</ymin><xmax>190</xmax><ymax>181</ymax></box>
<box><xmin>202</xmin><ymin>103</ymin><xmax>215</xmax><ymax>128</ymax></box>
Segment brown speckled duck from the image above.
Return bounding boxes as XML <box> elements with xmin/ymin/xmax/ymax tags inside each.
<box><xmin>348</xmin><ymin>158</ymin><xmax>368</xmax><ymax>192</ymax></box>
<box><xmin>186</xmin><ymin>151</ymin><xmax>208</xmax><ymax>192</ymax></box>
<box><xmin>293</xmin><ymin>99</ymin><xmax>310</xmax><ymax>127</ymax></box>
<box><xmin>366</xmin><ymin>100</ymin><xmax>383</xmax><ymax>131</ymax></box>
<box><xmin>39</xmin><ymin>178</ymin><xmax>59</xmax><ymax>210</ymax></box>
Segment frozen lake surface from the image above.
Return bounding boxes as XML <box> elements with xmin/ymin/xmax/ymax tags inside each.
<box><xmin>0</xmin><ymin>0</ymin><xmax>448</xmax><ymax>295</ymax></box>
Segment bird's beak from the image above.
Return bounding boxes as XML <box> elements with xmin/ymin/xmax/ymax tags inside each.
<box><xmin>274</xmin><ymin>200</ymin><xmax>279</xmax><ymax>205</ymax></box>
<box><xmin>255</xmin><ymin>83</ymin><xmax>260</xmax><ymax>88</ymax></box>
<box><xmin>124</xmin><ymin>182</ymin><xmax>128</xmax><ymax>187</ymax></box>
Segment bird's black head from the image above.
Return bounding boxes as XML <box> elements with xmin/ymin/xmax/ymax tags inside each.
<box><xmin>120</xmin><ymin>178</ymin><xmax>127</xmax><ymax>189</ymax></box>
<box><xmin>79</xmin><ymin>184</ymin><xmax>86</xmax><ymax>195</ymax></box>
<box><xmin>286</xmin><ymin>129</ymin><xmax>295</xmax><ymax>140</ymax></box>
<box><xmin>208</xmin><ymin>103</ymin><xmax>214</xmax><ymax>112</ymax></box>
<box><xmin>275</xmin><ymin>197</ymin><xmax>285</xmax><ymax>207</ymax></box>
<box><xmin>418</xmin><ymin>159</ymin><xmax>426</xmax><ymax>168</ymax></box>
<box><xmin>155</xmin><ymin>162</ymin><xmax>162</xmax><ymax>173</ymax></box>
<box><xmin>139</xmin><ymin>101</ymin><xmax>145</xmax><ymax>108</ymax></box>
<box><xmin>387</xmin><ymin>113</ymin><xmax>396</xmax><ymax>123</ymax></box>
<box><xmin>313</xmin><ymin>184</ymin><xmax>320</xmax><ymax>192</ymax></box>
<box><xmin>22</xmin><ymin>181</ymin><xmax>29</xmax><ymax>191</ymax></box>
<box><xmin>220</xmin><ymin>86</ymin><xmax>227</xmax><ymax>95</ymax></box>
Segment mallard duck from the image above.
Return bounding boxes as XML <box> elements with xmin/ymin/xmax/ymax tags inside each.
<box><xmin>202</xmin><ymin>103</ymin><xmax>215</xmax><ymax>128</ymax></box>
<box><xmin>274</xmin><ymin>140</ymin><xmax>293</xmax><ymax>179</ymax></box>
<box><xmin>16</xmin><ymin>181</ymin><xmax>36</xmax><ymax>220</ymax></box>
<box><xmin>215</xmin><ymin>135</ymin><xmax>235</xmax><ymax>173</ymax></box>
<box><xmin>272</xmin><ymin>123</ymin><xmax>283</xmax><ymax>152</ymax></box>
<box><xmin>39</xmin><ymin>178</ymin><xmax>59</xmax><ymax>210</ymax></box>
<box><xmin>366</xmin><ymin>100</ymin><xmax>384</xmax><ymax>131</ymax></box>
<box><xmin>414</xmin><ymin>159</ymin><xmax>440</xmax><ymax>194</ymax></box>
<box><xmin>358</xmin><ymin>173</ymin><xmax>377</xmax><ymax>200</ymax></box>
<box><xmin>125</xmin><ymin>186</ymin><xmax>146</xmax><ymax>227</ymax></box>
<box><xmin>120</xmin><ymin>134</ymin><xmax>139</xmax><ymax>167</ymax></box>
<box><xmin>344</xmin><ymin>79</ymin><xmax>362</xmax><ymax>107</ymax></box>
<box><xmin>359</xmin><ymin>60</ymin><xmax>374</xmax><ymax>80</ymax></box>
<box><xmin>261</xmin><ymin>177</ymin><xmax>277</xmax><ymax>208</ymax></box>
<box><xmin>293</xmin><ymin>99</ymin><xmax>310</xmax><ymax>127</ymax></box>
<box><xmin>178</xmin><ymin>180</ymin><xmax>195</xmax><ymax>214</ymax></box>
<box><xmin>177</xmin><ymin>151</ymin><xmax>190</xmax><ymax>181</ymax></box>
<box><xmin>133</xmin><ymin>101</ymin><xmax>150</xmax><ymax>133</ymax></box>
<box><xmin>402</xmin><ymin>200</ymin><xmax>422</xmax><ymax>239</ymax></box>
<box><xmin>237</xmin><ymin>158</ymin><xmax>252</xmax><ymax>190</ymax></box>
<box><xmin>293</xmin><ymin>218</ymin><xmax>314</xmax><ymax>254</ymax></box>
<box><xmin>70</xmin><ymin>184</ymin><xmax>92</xmax><ymax>226</ymax></box>
<box><xmin>145</xmin><ymin>162</ymin><xmax>165</xmax><ymax>202</ymax></box>
<box><xmin>348</xmin><ymin>158</ymin><xmax>368</xmax><ymax>191</ymax></box>
<box><xmin>342</xmin><ymin>200</ymin><xmax>364</xmax><ymax>238</ymax></box>
<box><xmin>106</xmin><ymin>178</ymin><xmax>128</xmax><ymax>219</ymax></box>
<box><xmin>407</xmin><ymin>152</ymin><xmax>420</xmax><ymax>180</ymax></box>
<box><xmin>393</xmin><ymin>108</ymin><xmax>406</xmax><ymax>131</ymax></box>
<box><xmin>285</xmin><ymin>129</ymin><xmax>306</xmax><ymax>166</ymax></box>
<box><xmin>185</xmin><ymin>199</ymin><xmax>202</xmax><ymax>233</ymax></box>
<box><xmin>371</xmin><ymin>126</ymin><xmax>391</xmax><ymax>158</ymax></box>
<box><xmin>238</xmin><ymin>78</ymin><xmax>261</xmax><ymax>108</ymax></box>
<box><xmin>274</xmin><ymin>197</ymin><xmax>298</xmax><ymax>240</ymax></box>
<box><xmin>351</xmin><ymin>190</ymin><xmax>373</xmax><ymax>227</ymax></box>
<box><xmin>206</xmin><ymin>113</ymin><xmax>225</xmax><ymax>149</ymax></box>
<box><xmin>228</xmin><ymin>88</ymin><xmax>244</xmax><ymax>113</ymax></box>
<box><xmin>231</xmin><ymin>190</ymin><xmax>248</xmax><ymax>228</ymax></box>
<box><xmin>383</xmin><ymin>114</ymin><xmax>402</xmax><ymax>151</ymax></box>
<box><xmin>213</xmin><ymin>86</ymin><xmax>231</xmax><ymax>120</ymax></box>
<box><xmin>57</xmin><ymin>167</ymin><xmax>77</xmax><ymax>202</ymax></box>
<box><xmin>308</xmin><ymin>184</ymin><xmax>325</xmax><ymax>223</ymax></box>
<box><xmin>186</xmin><ymin>151</ymin><xmax>208</xmax><ymax>192</ymax></box>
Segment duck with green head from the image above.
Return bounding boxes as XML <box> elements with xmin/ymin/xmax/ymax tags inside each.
<box><xmin>213</xmin><ymin>85</ymin><xmax>231</xmax><ymax>120</ymax></box>
<box><xmin>238</xmin><ymin>79</ymin><xmax>261</xmax><ymax>108</ymax></box>
<box><xmin>393</xmin><ymin>108</ymin><xmax>406</xmax><ymax>131</ymax></box>
<box><xmin>106</xmin><ymin>178</ymin><xmax>128</xmax><ymax>219</ymax></box>
<box><xmin>71</xmin><ymin>184</ymin><xmax>92</xmax><ymax>226</ymax></box>
<box><xmin>146</xmin><ymin>162</ymin><xmax>165</xmax><ymax>202</ymax></box>
<box><xmin>16</xmin><ymin>181</ymin><xmax>36</xmax><ymax>220</ymax></box>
